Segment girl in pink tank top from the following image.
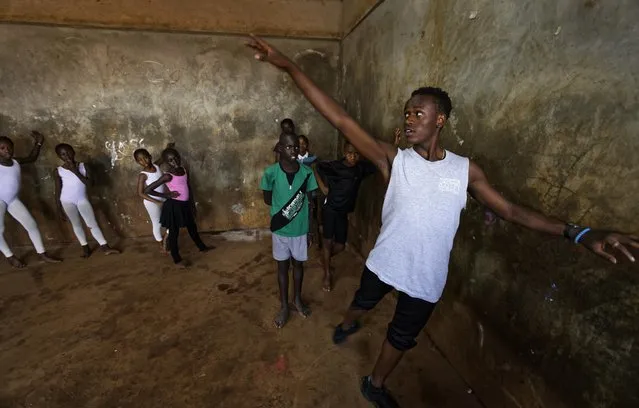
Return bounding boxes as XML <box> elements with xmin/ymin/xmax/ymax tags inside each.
<box><xmin>143</xmin><ymin>147</ymin><xmax>211</xmax><ymax>267</ymax></box>
<box><xmin>165</xmin><ymin>171</ymin><xmax>190</xmax><ymax>201</ymax></box>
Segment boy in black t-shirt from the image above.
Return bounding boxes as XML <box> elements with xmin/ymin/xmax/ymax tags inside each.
<box><xmin>316</xmin><ymin>142</ymin><xmax>376</xmax><ymax>291</ymax></box>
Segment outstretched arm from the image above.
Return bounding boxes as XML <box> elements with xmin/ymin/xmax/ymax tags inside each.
<box><xmin>15</xmin><ymin>131</ymin><xmax>44</xmax><ymax>165</ymax></box>
<box><xmin>247</xmin><ymin>35</ymin><xmax>395</xmax><ymax>182</ymax></box>
<box><xmin>468</xmin><ymin>161</ymin><xmax>639</xmax><ymax>264</ymax></box>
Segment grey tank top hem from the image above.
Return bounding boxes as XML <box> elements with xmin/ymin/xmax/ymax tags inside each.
<box><xmin>365</xmin><ymin>260</ymin><xmax>440</xmax><ymax>303</ymax></box>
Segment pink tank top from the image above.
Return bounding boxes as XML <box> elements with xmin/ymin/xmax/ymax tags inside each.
<box><xmin>166</xmin><ymin>171</ymin><xmax>189</xmax><ymax>202</ymax></box>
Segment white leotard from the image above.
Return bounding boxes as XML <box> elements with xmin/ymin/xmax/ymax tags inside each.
<box><xmin>141</xmin><ymin>164</ymin><xmax>167</xmax><ymax>202</ymax></box>
<box><xmin>0</xmin><ymin>159</ymin><xmax>21</xmax><ymax>204</ymax></box>
<box><xmin>58</xmin><ymin>163</ymin><xmax>88</xmax><ymax>204</ymax></box>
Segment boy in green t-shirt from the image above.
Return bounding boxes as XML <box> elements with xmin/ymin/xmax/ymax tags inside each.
<box><xmin>260</xmin><ymin>133</ymin><xmax>319</xmax><ymax>328</ymax></box>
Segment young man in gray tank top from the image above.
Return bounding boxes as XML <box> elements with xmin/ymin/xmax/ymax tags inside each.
<box><xmin>247</xmin><ymin>36</ymin><xmax>639</xmax><ymax>408</ymax></box>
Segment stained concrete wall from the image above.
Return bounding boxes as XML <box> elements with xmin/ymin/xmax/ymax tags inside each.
<box><xmin>341</xmin><ymin>0</ymin><xmax>380</xmax><ymax>36</ymax></box>
<box><xmin>0</xmin><ymin>24</ymin><xmax>338</xmax><ymax>245</ymax></box>
<box><xmin>341</xmin><ymin>0</ymin><xmax>639</xmax><ymax>407</ymax></box>
<box><xmin>0</xmin><ymin>0</ymin><xmax>343</xmax><ymax>39</ymax></box>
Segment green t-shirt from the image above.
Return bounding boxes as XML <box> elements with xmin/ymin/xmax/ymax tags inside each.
<box><xmin>260</xmin><ymin>163</ymin><xmax>318</xmax><ymax>237</ymax></box>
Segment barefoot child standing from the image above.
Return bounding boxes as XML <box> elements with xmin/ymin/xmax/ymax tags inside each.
<box><xmin>0</xmin><ymin>132</ymin><xmax>61</xmax><ymax>268</ymax></box>
<box><xmin>54</xmin><ymin>144</ymin><xmax>119</xmax><ymax>257</ymax></box>
<box><xmin>316</xmin><ymin>141</ymin><xmax>376</xmax><ymax>291</ymax></box>
<box><xmin>144</xmin><ymin>147</ymin><xmax>210</xmax><ymax>267</ymax></box>
<box><xmin>260</xmin><ymin>133</ymin><xmax>318</xmax><ymax>328</ymax></box>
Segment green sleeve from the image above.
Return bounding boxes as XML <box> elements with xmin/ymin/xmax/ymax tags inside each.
<box><xmin>260</xmin><ymin>167</ymin><xmax>274</xmax><ymax>191</ymax></box>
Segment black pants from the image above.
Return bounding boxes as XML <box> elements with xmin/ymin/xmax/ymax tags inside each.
<box><xmin>322</xmin><ymin>207</ymin><xmax>349</xmax><ymax>244</ymax></box>
<box><xmin>167</xmin><ymin>218</ymin><xmax>206</xmax><ymax>263</ymax></box>
<box><xmin>350</xmin><ymin>267</ymin><xmax>436</xmax><ymax>351</ymax></box>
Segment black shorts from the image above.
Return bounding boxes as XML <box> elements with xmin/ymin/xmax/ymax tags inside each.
<box><xmin>350</xmin><ymin>267</ymin><xmax>437</xmax><ymax>351</ymax></box>
<box><xmin>322</xmin><ymin>207</ymin><xmax>348</xmax><ymax>244</ymax></box>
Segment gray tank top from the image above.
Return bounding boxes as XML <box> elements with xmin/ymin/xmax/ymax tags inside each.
<box><xmin>366</xmin><ymin>147</ymin><xmax>469</xmax><ymax>302</ymax></box>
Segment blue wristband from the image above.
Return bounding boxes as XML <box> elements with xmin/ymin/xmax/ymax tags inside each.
<box><xmin>574</xmin><ymin>228</ymin><xmax>591</xmax><ymax>244</ymax></box>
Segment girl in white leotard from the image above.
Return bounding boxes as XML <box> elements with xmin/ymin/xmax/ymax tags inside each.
<box><xmin>54</xmin><ymin>143</ymin><xmax>119</xmax><ymax>258</ymax></box>
<box><xmin>134</xmin><ymin>148</ymin><xmax>168</xmax><ymax>250</ymax></box>
<box><xmin>0</xmin><ymin>132</ymin><xmax>60</xmax><ymax>268</ymax></box>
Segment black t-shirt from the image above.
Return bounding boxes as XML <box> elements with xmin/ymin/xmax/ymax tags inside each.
<box><xmin>318</xmin><ymin>159</ymin><xmax>376</xmax><ymax>213</ymax></box>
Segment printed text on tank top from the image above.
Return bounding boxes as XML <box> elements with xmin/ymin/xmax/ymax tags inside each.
<box><xmin>0</xmin><ymin>159</ymin><xmax>21</xmax><ymax>204</ymax></box>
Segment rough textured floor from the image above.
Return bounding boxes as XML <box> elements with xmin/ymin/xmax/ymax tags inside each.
<box><xmin>0</xmin><ymin>233</ymin><xmax>483</xmax><ymax>407</ymax></box>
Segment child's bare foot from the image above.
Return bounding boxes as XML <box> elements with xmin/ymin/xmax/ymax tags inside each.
<box><xmin>293</xmin><ymin>299</ymin><xmax>311</xmax><ymax>318</ymax></box>
<box><xmin>175</xmin><ymin>260</ymin><xmax>189</xmax><ymax>269</ymax></box>
<box><xmin>322</xmin><ymin>273</ymin><xmax>333</xmax><ymax>292</ymax></box>
<box><xmin>81</xmin><ymin>245</ymin><xmax>92</xmax><ymax>258</ymax></box>
<box><xmin>199</xmin><ymin>245</ymin><xmax>215</xmax><ymax>252</ymax></box>
<box><xmin>274</xmin><ymin>307</ymin><xmax>290</xmax><ymax>329</ymax></box>
<box><xmin>7</xmin><ymin>256</ymin><xmax>26</xmax><ymax>268</ymax></box>
<box><xmin>100</xmin><ymin>245</ymin><xmax>119</xmax><ymax>255</ymax></box>
<box><xmin>39</xmin><ymin>252</ymin><xmax>62</xmax><ymax>263</ymax></box>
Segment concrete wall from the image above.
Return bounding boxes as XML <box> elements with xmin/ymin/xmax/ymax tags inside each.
<box><xmin>341</xmin><ymin>0</ymin><xmax>380</xmax><ymax>36</ymax></box>
<box><xmin>0</xmin><ymin>0</ymin><xmax>343</xmax><ymax>39</ymax></box>
<box><xmin>0</xmin><ymin>24</ymin><xmax>339</xmax><ymax>245</ymax></box>
<box><xmin>341</xmin><ymin>0</ymin><xmax>639</xmax><ymax>407</ymax></box>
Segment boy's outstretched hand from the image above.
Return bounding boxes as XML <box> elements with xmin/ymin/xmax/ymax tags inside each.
<box><xmin>579</xmin><ymin>230</ymin><xmax>639</xmax><ymax>264</ymax></box>
<box><xmin>246</xmin><ymin>35</ymin><xmax>292</xmax><ymax>70</ymax></box>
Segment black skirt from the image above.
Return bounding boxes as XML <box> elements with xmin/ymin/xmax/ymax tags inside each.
<box><xmin>160</xmin><ymin>199</ymin><xmax>194</xmax><ymax>229</ymax></box>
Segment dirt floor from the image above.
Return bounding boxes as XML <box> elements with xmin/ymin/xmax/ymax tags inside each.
<box><xmin>0</xmin><ymin>231</ymin><xmax>484</xmax><ymax>408</ymax></box>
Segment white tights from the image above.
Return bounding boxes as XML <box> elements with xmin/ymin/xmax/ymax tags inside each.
<box><xmin>0</xmin><ymin>199</ymin><xmax>46</xmax><ymax>258</ymax></box>
<box><xmin>143</xmin><ymin>200</ymin><xmax>164</xmax><ymax>242</ymax></box>
<box><xmin>61</xmin><ymin>200</ymin><xmax>107</xmax><ymax>246</ymax></box>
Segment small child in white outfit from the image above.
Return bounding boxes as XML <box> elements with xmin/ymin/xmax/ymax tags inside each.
<box><xmin>0</xmin><ymin>132</ymin><xmax>61</xmax><ymax>268</ymax></box>
<box><xmin>134</xmin><ymin>147</ymin><xmax>168</xmax><ymax>251</ymax></box>
<box><xmin>54</xmin><ymin>143</ymin><xmax>119</xmax><ymax>257</ymax></box>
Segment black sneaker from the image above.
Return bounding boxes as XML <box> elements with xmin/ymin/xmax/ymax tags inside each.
<box><xmin>360</xmin><ymin>376</ymin><xmax>400</xmax><ymax>408</ymax></box>
<box><xmin>332</xmin><ymin>321</ymin><xmax>361</xmax><ymax>344</ymax></box>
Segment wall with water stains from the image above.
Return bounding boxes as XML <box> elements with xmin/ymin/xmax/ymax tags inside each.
<box><xmin>341</xmin><ymin>0</ymin><xmax>380</xmax><ymax>35</ymax></box>
<box><xmin>0</xmin><ymin>0</ymin><xmax>343</xmax><ymax>39</ymax></box>
<box><xmin>341</xmin><ymin>0</ymin><xmax>639</xmax><ymax>407</ymax></box>
<box><xmin>0</xmin><ymin>24</ymin><xmax>338</xmax><ymax>246</ymax></box>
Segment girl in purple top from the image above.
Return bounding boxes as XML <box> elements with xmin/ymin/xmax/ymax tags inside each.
<box><xmin>144</xmin><ymin>147</ymin><xmax>210</xmax><ymax>267</ymax></box>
